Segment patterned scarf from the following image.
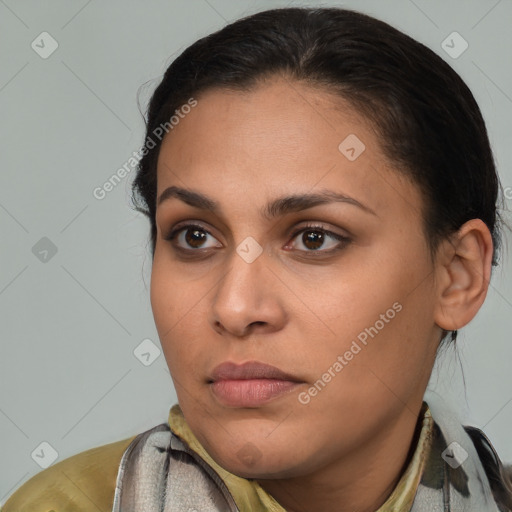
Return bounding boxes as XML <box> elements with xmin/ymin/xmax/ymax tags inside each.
<box><xmin>112</xmin><ymin>392</ymin><xmax>502</xmax><ymax>511</ymax></box>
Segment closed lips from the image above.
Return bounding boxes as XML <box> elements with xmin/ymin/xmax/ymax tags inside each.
<box><xmin>209</xmin><ymin>361</ymin><xmax>303</xmax><ymax>382</ymax></box>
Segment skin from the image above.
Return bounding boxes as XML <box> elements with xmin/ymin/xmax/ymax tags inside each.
<box><xmin>150</xmin><ymin>76</ymin><xmax>493</xmax><ymax>512</ymax></box>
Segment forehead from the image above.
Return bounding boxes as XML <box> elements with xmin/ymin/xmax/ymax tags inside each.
<box><xmin>155</xmin><ymin>77</ymin><xmax>423</xmax><ymax>220</ymax></box>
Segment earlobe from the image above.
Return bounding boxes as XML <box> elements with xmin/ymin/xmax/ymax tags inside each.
<box><xmin>433</xmin><ymin>219</ymin><xmax>493</xmax><ymax>332</ymax></box>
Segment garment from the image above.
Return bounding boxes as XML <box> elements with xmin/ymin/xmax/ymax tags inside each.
<box><xmin>156</xmin><ymin>402</ymin><xmax>433</xmax><ymax>511</ymax></box>
<box><xmin>1</xmin><ymin>394</ymin><xmax>509</xmax><ymax>511</ymax></box>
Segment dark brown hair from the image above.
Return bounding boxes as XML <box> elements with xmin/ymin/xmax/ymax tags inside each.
<box><xmin>132</xmin><ymin>7</ymin><xmax>508</xmax><ymax>347</ymax></box>
<box><xmin>130</xmin><ymin>7</ymin><xmax>510</xmax><ymax>507</ymax></box>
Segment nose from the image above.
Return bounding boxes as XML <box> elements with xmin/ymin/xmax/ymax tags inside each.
<box><xmin>209</xmin><ymin>247</ymin><xmax>287</xmax><ymax>338</ymax></box>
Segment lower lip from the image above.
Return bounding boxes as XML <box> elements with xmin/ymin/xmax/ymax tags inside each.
<box><xmin>210</xmin><ymin>379</ymin><xmax>300</xmax><ymax>407</ymax></box>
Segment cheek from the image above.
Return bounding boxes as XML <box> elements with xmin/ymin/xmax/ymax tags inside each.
<box><xmin>150</xmin><ymin>264</ymin><xmax>182</xmax><ymax>356</ymax></box>
<box><xmin>150</xmin><ymin>265</ymin><xmax>208</xmax><ymax>375</ymax></box>
<box><xmin>314</xmin><ymin>249</ymin><xmax>434</xmax><ymax>376</ymax></box>
<box><xmin>150</xmin><ymin>263</ymin><xmax>172</xmax><ymax>332</ymax></box>
<box><xmin>150</xmin><ymin>255</ymin><xmax>192</xmax><ymax>330</ymax></box>
<box><xmin>311</xmin><ymin>255</ymin><xmax>403</xmax><ymax>339</ymax></box>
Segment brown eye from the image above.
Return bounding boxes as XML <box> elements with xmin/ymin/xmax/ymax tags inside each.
<box><xmin>184</xmin><ymin>228</ymin><xmax>206</xmax><ymax>248</ymax></box>
<box><xmin>300</xmin><ymin>230</ymin><xmax>325</xmax><ymax>250</ymax></box>
<box><xmin>287</xmin><ymin>224</ymin><xmax>351</xmax><ymax>254</ymax></box>
<box><xmin>165</xmin><ymin>224</ymin><xmax>221</xmax><ymax>250</ymax></box>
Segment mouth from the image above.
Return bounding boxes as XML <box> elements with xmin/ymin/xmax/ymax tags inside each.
<box><xmin>208</xmin><ymin>361</ymin><xmax>304</xmax><ymax>407</ymax></box>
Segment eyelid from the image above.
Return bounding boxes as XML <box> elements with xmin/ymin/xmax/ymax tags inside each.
<box><xmin>164</xmin><ymin>220</ymin><xmax>352</xmax><ymax>253</ymax></box>
<box><xmin>164</xmin><ymin>221</ymin><xmax>220</xmax><ymax>244</ymax></box>
<box><xmin>286</xmin><ymin>222</ymin><xmax>351</xmax><ymax>253</ymax></box>
<box><xmin>165</xmin><ymin>218</ymin><xmax>349</xmax><ymax>238</ymax></box>
<box><xmin>289</xmin><ymin>222</ymin><xmax>350</xmax><ymax>240</ymax></box>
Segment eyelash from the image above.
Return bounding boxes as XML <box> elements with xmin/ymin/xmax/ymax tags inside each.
<box><xmin>164</xmin><ymin>222</ymin><xmax>351</xmax><ymax>257</ymax></box>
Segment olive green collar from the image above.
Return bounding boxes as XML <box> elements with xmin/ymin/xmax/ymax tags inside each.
<box><xmin>168</xmin><ymin>402</ymin><xmax>434</xmax><ymax>511</ymax></box>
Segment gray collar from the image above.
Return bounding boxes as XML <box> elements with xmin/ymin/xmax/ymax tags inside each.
<box><xmin>411</xmin><ymin>391</ymin><xmax>501</xmax><ymax>511</ymax></box>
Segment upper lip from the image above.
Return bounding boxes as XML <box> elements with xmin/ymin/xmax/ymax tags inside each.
<box><xmin>209</xmin><ymin>361</ymin><xmax>302</xmax><ymax>383</ymax></box>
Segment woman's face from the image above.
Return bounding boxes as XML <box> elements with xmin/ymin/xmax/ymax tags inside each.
<box><xmin>151</xmin><ymin>77</ymin><xmax>442</xmax><ymax>479</ymax></box>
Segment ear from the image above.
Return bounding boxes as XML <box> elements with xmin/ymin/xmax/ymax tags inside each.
<box><xmin>433</xmin><ymin>219</ymin><xmax>494</xmax><ymax>331</ymax></box>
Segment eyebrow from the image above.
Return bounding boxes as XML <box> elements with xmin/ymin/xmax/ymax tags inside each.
<box><xmin>157</xmin><ymin>185</ymin><xmax>377</xmax><ymax>219</ymax></box>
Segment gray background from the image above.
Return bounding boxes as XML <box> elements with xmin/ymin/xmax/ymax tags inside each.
<box><xmin>1</xmin><ymin>0</ymin><xmax>511</xmax><ymax>501</ymax></box>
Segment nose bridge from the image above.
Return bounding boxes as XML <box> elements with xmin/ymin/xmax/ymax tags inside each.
<box><xmin>210</xmin><ymin>241</ymin><xmax>283</xmax><ymax>334</ymax></box>
<box><xmin>216</xmin><ymin>241</ymin><xmax>266</xmax><ymax>312</ymax></box>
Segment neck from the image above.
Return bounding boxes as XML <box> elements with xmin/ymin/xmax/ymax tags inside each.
<box><xmin>256</xmin><ymin>400</ymin><xmax>425</xmax><ymax>512</ymax></box>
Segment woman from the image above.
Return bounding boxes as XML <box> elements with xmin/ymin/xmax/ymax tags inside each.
<box><xmin>3</xmin><ymin>6</ymin><xmax>511</xmax><ymax>512</ymax></box>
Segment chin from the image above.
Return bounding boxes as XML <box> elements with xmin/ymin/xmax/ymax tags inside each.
<box><xmin>216</xmin><ymin>454</ymin><xmax>301</xmax><ymax>480</ymax></box>
<box><xmin>205</xmin><ymin>435</ymin><xmax>310</xmax><ymax>480</ymax></box>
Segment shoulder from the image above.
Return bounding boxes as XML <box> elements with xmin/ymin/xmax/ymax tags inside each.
<box><xmin>1</xmin><ymin>435</ymin><xmax>137</xmax><ymax>512</ymax></box>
